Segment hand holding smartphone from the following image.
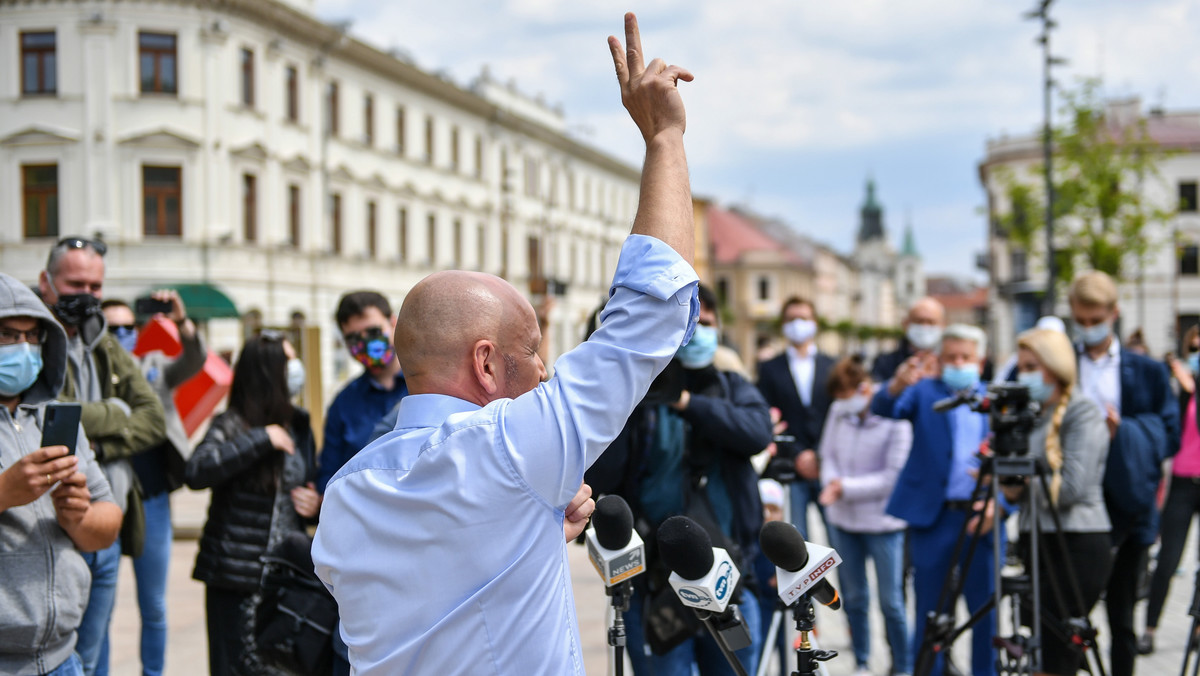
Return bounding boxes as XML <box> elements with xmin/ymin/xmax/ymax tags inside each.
<box><xmin>41</xmin><ymin>402</ymin><xmax>82</xmax><ymax>454</ymax></box>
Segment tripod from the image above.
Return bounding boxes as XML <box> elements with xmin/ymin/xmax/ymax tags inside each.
<box><xmin>790</xmin><ymin>592</ymin><xmax>837</xmax><ymax>676</ymax></box>
<box><xmin>607</xmin><ymin>581</ymin><xmax>632</xmax><ymax>676</ymax></box>
<box><xmin>1180</xmin><ymin>569</ymin><xmax>1200</xmax><ymax>676</ymax></box>
<box><xmin>913</xmin><ymin>453</ymin><xmax>1106</xmax><ymax>676</ymax></box>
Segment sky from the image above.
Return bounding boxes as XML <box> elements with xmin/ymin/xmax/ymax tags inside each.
<box><xmin>311</xmin><ymin>0</ymin><xmax>1200</xmax><ymax>282</ymax></box>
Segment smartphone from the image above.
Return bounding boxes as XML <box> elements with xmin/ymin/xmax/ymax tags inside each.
<box><xmin>41</xmin><ymin>402</ymin><xmax>82</xmax><ymax>454</ymax></box>
<box><xmin>135</xmin><ymin>296</ymin><xmax>173</xmax><ymax>316</ymax></box>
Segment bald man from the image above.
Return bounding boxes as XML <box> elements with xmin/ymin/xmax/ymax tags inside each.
<box><xmin>313</xmin><ymin>13</ymin><xmax>700</xmax><ymax>674</ymax></box>
<box><xmin>871</xmin><ymin>296</ymin><xmax>946</xmax><ymax>383</ymax></box>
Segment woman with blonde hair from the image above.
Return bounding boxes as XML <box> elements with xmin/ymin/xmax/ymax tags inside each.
<box><xmin>1004</xmin><ymin>328</ymin><xmax>1112</xmax><ymax>675</ymax></box>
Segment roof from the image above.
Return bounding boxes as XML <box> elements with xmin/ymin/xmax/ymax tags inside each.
<box><xmin>931</xmin><ymin>287</ymin><xmax>988</xmax><ymax>312</ymax></box>
<box><xmin>707</xmin><ymin>205</ymin><xmax>807</xmax><ymax>266</ymax></box>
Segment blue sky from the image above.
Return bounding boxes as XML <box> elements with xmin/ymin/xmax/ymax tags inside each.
<box><xmin>312</xmin><ymin>0</ymin><xmax>1200</xmax><ymax>281</ymax></box>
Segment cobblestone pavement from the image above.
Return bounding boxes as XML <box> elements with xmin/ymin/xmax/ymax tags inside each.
<box><xmin>108</xmin><ymin>489</ymin><xmax>1198</xmax><ymax>675</ymax></box>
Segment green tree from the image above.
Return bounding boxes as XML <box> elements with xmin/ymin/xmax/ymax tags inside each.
<box><xmin>995</xmin><ymin>79</ymin><xmax>1175</xmax><ymax>288</ymax></box>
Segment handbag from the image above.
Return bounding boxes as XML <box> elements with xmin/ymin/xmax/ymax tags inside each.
<box><xmin>254</xmin><ymin>532</ymin><xmax>338</xmax><ymax>675</ymax></box>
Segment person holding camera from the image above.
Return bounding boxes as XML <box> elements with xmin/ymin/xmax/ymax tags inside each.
<box><xmin>1001</xmin><ymin>328</ymin><xmax>1112</xmax><ymax>675</ymax></box>
<box><xmin>870</xmin><ymin>323</ymin><xmax>999</xmax><ymax>676</ymax></box>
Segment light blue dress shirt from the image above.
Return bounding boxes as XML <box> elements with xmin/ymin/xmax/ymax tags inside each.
<box><xmin>947</xmin><ymin>399</ymin><xmax>985</xmax><ymax>500</ymax></box>
<box><xmin>312</xmin><ymin>234</ymin><xmax>698</xmax><ymax>675</ymax></box>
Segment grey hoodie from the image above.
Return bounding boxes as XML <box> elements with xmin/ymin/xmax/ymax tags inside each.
<box><xmin>0</xmin><ymin>272</ymin><xmax>114</xmax><ymax>675</ymax></box>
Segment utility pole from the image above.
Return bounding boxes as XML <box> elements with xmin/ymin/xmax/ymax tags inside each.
<box><xmin>1025</xmin><ymin>0</ymin><xmax>1066</xmax><ymax>316</ymax></box>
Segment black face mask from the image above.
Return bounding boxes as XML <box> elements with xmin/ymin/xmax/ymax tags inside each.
<box><xmin>52</xmin><ymin>293</ymin><xmax>102</xmax><ymax>327</ymax></box>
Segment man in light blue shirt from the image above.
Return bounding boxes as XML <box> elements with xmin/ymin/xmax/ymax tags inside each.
<box><xmin>313</xmin><ymin>14</ymin><xmax>699</xmax><ymax>674</ymax></box>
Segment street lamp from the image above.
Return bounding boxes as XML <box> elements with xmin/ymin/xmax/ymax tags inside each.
<box><xmin>1024</xmin><ymin>0</ymin><xmax>1067</xmax><ymax>316</ymax></box>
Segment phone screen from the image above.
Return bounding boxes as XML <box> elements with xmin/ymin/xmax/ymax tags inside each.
<box><xmin>41</xmin><ymin>402</ymin><xmax>82</xmax><ymax>453</ymax></box>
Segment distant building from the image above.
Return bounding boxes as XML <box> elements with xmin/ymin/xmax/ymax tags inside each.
<box><xmin>926</xmin><ymin>276</ymin><xmax>988</xmax><ymax>329</ymax></box>
<box><xmin>852</xmin><ymin>178</ymin><xmax>924</xmax><ymax>329</ymax></box>
<box><xmin>979</xmin><ymin>97</ymin><xmax>1200</xmax><ymax>361</ymax></box>
<box><xmin>1</xmin><ymin>0</ymin><xmax>640</xmax><ymax>409</ymax></box>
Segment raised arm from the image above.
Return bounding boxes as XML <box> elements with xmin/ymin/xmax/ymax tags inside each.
<box><xmin>609</xmin><ymin>12</ymin><xmax>695</xmax><ymax>264</ymax></box>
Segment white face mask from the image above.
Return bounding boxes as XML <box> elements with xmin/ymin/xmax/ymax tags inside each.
<box><xmin>782</xmin><ymin>318</ymin><xmax>817</xmax><ymax>345</ymax></box>
<box><xmin>842</xmin><ymin>393</ymin><xmax>870</xmax><ymax>415</ymax></box>
<box><xmin>286</xmin><ymin>358</ymin><xmax>305</xmax><ymax>397</ymax></box>
<box><xmin>906</xmin><ymin>324</ymin><xmax>943</xmax><ymax>351</ymax></box>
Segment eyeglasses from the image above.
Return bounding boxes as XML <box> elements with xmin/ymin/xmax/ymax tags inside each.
<box><xmin>55</xmin><ymin>237</ymin><xmax>107</xmax><ymax>257</ymax></box>
<box><xmin>0</xmin><ymin>327</ymin><xmax>47</xmax><ymax>346</ymax></box>
<box><xmin>107</xmin><ymin>324</ymin><xmax>137</xmax><ymax>333</ymax></box>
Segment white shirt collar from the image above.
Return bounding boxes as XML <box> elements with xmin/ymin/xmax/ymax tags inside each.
<box><xmin>786</xmin><ymin>343</ymin><xmax>815</xmax><ymax>362</ymax></box>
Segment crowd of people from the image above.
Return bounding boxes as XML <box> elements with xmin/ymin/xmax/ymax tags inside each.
<box><xmin>2</xmin><ymin>12</ymin><xmax>1197</xmax><ymax>676</ymax></box>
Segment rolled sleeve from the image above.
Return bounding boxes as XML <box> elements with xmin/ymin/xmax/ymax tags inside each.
<box><xmin>608</xmin><ymin>234</ymin><xmax>700</xmax><ymax>345</ymax></box>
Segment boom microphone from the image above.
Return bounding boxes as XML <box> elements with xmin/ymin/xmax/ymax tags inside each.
<box><xmin>586</xmin><ymin>495</ymin><xmax>645</xmax><ymax>587</ymax></box>
<box><xmin>759</xmin><ymin>521</ymin><xmax>843</xmax><ymax>610</ymax></box>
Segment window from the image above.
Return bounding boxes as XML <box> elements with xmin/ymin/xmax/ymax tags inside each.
<box><xmin>477</xmin><ymin>223</ymin><xmax>486</xmax><ymax>271</ymax></box>
<box><xmin>474</xmin><ymin>136</ymin><xmax>484</xmax><ymax>179</ymax></box>
<box><xmin>1180</xmin><ymin>181</ymin><xmax>1198</xmax><ymax>213</ymax></box>
<box><xmin>240</xmin><ymin>48</ymin><xmax>254</xmax><ymax>107</ymax></box>
<box><xmin>1181</xmin><ymin>244</ymin><xmax>1199</xmax><ymax>276</ymax></box>
<box><xmin>453</xmin><ymin>218</ymin><xmax>463</xmax><ymax>266</ymax></box>
<box><xmin>757</xmin><ymin>276</ymin><xmax>770</xmax><ymax>302</ymax></box>
<box><xmin>1011</xmin><ymin>248</ymin><xmax>1028</xmax><ymax>281</ymax></box>
<box><xmin>716</xmin><ymin>277</ymin><xmax>729</xmax><ymax>306</ymax></box>
<box><xmin>22</xmin><ymin>165</ymin><xmax>58</xmax><ymax>238</ymax></box>
<box><xmin>330</xmin><ymin>193</ymin><xmax>342</xmax><ymax>253</ymax></box>
<box><xmin>21</xmin><ymin>31</ymin><xmax>56</xmax><ymax>95</ymax></box>
<box><xmin>500</xmin><ymin>227</ymin><xmax>509</xmax><ymax>278</ymax></box>
<box><xmin>395</xmin><ymin>107</ymin><xmax>406</xmax><ymax>155</ymax></box>
<box><xmin>398</xmin><ymin>207</ymin><xmax>408</xmax><ymax>262</ymax></box>
<box><xmin>326</xmin><ymin>81</ymin><xmax>339</xmax><ymax>136</ymax></box>
<box><xmin>143</xmin><ymin>166</ymin><xmax>182</xmax><ymax>236</ymax></box>
<box><xmin>426</xmin><ymin>213</ymin><xmax>437</xmax><ymax>263</ymax></box>
<box><xmin>450</xmin><ymin>126</ymin><xmax>460</xmax><ymax>172</ymax></box>
<box><xmin>287</xmin><ymin>184</ymin><xmax>301</xmax><ymax>247</ymax></box>
<box><xmin>285</xmin><ymin>65</ymin><xmax>299</xmax><ymax>122</ymax></box>
<box><xmin>139</xmin><ymin>32</ymin><xmax>177</xmax><ymax>94</ymax></box>
<box><xmin>424</xmin><ymin>115</ymin><xmax>435</xmax><ymax>165</ymax></box>
<box><xmin>363</xmin><ymin>94</ymin><xmax>374</xmax><ymax>147</ymax></box>
<box><xmin>242</xmin><ymin>174</ymin><xmax>257</xmax><ymax>242</ymax></box>
<box><xmin>366</xmin><ymin>200</ymin><xmax>378</xmax><ymax>259</ymax></box>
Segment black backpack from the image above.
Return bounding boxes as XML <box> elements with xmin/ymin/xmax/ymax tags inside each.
<box><xmin>254</xmin><ymin>531</ymin><xmax>339</xmax><ymax>674</ymax></box>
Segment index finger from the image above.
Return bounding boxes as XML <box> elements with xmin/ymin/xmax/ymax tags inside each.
<box><xmin>30</xmin><ymin>445</ymin><xmax>70</xmax><ymax>463</ymax></box>
<box><xmin>623</xmin><ymin>12</ymin><xmax>644</xmax><ymax>77</ymax></box>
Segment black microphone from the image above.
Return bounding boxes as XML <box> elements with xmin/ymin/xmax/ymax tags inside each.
<box><xmin>594</xmin><ymin>495</ymin><xmax>635</xmax><ymax>550</ymax></box>
<box><xmin>759</xmin><ymin>521</ymin><xmax>842</xmax><ymax>610</ymax></box>
<box><xmin>933</xmin><ymin>391</ymin><xmax>980</xmax><ymax>413</ymax></box>
<box><xmin>586</xmin><ymin>495</ymin><xmax>645</xmax><ymax>587</ymax></box>
<box><xmin>657</xmin><ymin>515</ymin><xmax>716</xmax><ymax>582</ymax></box>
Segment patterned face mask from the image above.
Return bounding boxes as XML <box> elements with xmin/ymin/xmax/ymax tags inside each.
<box><xmin>345</xmin><ymin>327</ymin><xmax>395</xmax><ymax>370</ymax></box>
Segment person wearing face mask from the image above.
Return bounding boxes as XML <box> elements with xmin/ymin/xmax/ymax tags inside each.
<box><xmin>317</xmin><ymin>291</ymin><xmax>408</xmax><ymax>496</ymax></box>
<box><xmin>184</xmin><ymin>333</ymin><xmax>319</xmax><ymax>675</ymax></box>
<box><xmin>756</xmin><ymin>296</ymin><xmax>836</xmax><ymax>541</ymax></box>
<box><xmin>1066</xmin><ymin>271</ymin><xmax>1179</xmax><ymax>676</ymax></box>
<box><xmin>100</xmin><ymin>293</ymin><xmax>204</xmax><ymax>676</ymax></box>
<box><xmin>1002</xmin><ymin>328</ymin><xmax>1112</xmax><ymax>676</ymax></box>
<box><xmin>586</xmin><ymin>285</ymin><xmax>773</xmax><ymax>676</ymax></box>
<box><xmin>0</xmin><ymin>272</ymin><xmax>122</xmax><ymax>676</ymax></box>
<box><xmin>871</xmin><ymin>323</ymin><xmax>1003</xmax><ymax>676</ymax></box>
<box><xmin>37</xmin><ymin>237</ymin><xmax>167</xmax><ymax>676</ymax></box>
<box><xmin>871</xmin><ymin>297</ymin><xmax>946</xmax><ymax>383</ymax></box>
<box><xmin>1140</xmin><ymin>324</ymin><xmax>1200</xmax><ymax>655</ymax></box>
<box><xmin>817</xmin><ymin>357</ymin><xmax>913</xmax><ymax>676</ymax></box>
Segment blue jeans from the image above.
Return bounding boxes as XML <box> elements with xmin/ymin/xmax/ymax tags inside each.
<box><xmin>132</xmin><ymin>493</ymin><xmax>171</xmax><ymax>676</ymax></box>
<box><xmin>625</xmin><ymin>585</ymin><xmax>762</xmax><ymax>676</ymax></box>
<box><xmin>44</xmin><ymin>653</ymin><xmax>84</xmax><ymax>676</ymax></box>
<box><xmin>789</xmin><ymin>479</ymin><xmax>826</xmax><ymax>540</ymax></box>
<box><xmin>77</xmin><ymin>539</ymin><xmax>121</xmax><ymax>676</ymax></box>
<box><xmin>827</xmin><ymin>526</ymin><xmax>909</xmax><ymax>674</ymax></box>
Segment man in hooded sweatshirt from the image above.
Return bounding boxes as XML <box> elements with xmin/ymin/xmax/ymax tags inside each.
<box><xmin>38</xmin><ymin>237</ymin><xmax>166</xmax><ymax>676</ymax></box>
<box><xmin>0</xmin><ymin>272</ymin><xmax>122</xmax><ymax>676</ymax></box>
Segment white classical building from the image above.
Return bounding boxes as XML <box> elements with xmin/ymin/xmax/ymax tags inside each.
<box><xmin>979</xmin><ymin>97</ymin><xmax>1200</xmax><ymax>361</ymax></box>
<box><xmin>0</xmin><ymin>0</ymin><xmax>640</xmax><ymax>409</ymax></box>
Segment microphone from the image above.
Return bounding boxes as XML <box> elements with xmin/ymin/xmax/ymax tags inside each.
<box><xmin>657</xmin><ymin>516</ymin><xmax>752</xmax><ymax>656</ymax></box>
<box><xmin>759</xmin><ymin>521</ymin><xmax>843</xmax><ymax>610</ymax></box>
<box><xmin>586</xmin><ymin>495</ymin><xmax>645</xmax><ymax>587</ymax></box>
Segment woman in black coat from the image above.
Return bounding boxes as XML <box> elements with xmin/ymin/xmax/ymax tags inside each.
<box><xmin>185</xmin><ymin>333</ymin><xmax>319</xmax><ymax>675</ymax></box>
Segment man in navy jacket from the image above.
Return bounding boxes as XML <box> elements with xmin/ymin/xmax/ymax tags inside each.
<box><xmin>1069</xmin><ymin>271</ymin><xmax>1179</xmax><ymax>676</ymax></box>
<box><xmin>871</xmin><ymin>323</ymin><xmax>999</xmax><ymax>676</ymax></box>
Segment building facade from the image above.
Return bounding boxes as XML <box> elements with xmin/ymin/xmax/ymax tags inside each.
<box><xmin>1</xmin><ymin>0</ymin><xmax>641</xmax><ymax>409</ymax></box>
<box><xmin>979</xmin><ymin>97</ymin><xmax>1200</xmax><ymax>361</ymax></box>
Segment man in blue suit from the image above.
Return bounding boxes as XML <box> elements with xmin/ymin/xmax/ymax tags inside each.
<box><xmin>871</xmin><ymin>324</ymin><xmax>999</xmax><ymax>676</ymax></box>
<box><xmin>1068</xmin><ymin>271</ymin><xmax>1180</xmax><ymax>676</ymax></box>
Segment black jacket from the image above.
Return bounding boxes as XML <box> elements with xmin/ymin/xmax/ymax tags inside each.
<box><xmin>756</xmin><ymin>351</ymin><xmax>835</xmax><ymax>458</ymax></box>
<box><xmin>186</xmin><ymin>407</ymin><xmax>317</xmax><ymax>592</ymax></box>
<box><xmin>870</xmin><ymin>339</ymin><xmax>914</xmax><ymax>383</ymax></box>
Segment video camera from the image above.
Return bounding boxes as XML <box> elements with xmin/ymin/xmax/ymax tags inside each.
<box><xmin>934</xmin><ymin>383</ymin><xmax>1039</xmax><ymax>459</ymax></box>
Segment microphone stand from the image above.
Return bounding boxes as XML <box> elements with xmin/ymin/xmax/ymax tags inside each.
<box><xmin>694</xmin><ymin>608</ymin><xmax>750</xmax><ymax>676</ymax></box>
<box><xmin>791</xmin><ymin>591</ymin><xmax>836</xmax><ymax>676</ymax></box>
<box><xmin>606</xmin><ymin>581</ymin><xmax>632</xmax><ymax>676</ymax></box>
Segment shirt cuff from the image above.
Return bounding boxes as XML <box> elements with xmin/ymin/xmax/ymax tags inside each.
<box><xmin>609</xmin><ymin>234</ymin><xmax>700</xmax><ymax>343</ymax></box>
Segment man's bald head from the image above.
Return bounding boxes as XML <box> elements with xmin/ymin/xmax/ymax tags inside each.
<box><xmin>394</xmin><ymin>271</ymin><xmax>545</xmax><ymax>403</ymax></box>
<box><xmin>906</xmin><ymin>297</ymin><xmax>945</xmax><ymax>329</ymax></box>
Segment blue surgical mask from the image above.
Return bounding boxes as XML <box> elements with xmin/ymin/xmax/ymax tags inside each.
<box><xmin>1073</xmin><ymin>320</ymin><xmax>1112</xmax><ymax>348</ymax></box>
<box><xmin>1188</xmin><ymin>352</ymin><xmax>1199</xmax><ymax>375</ymax></box>
<box><xmin>677</xmin><ymin>324</ymin><xmax>718</xmax><ymax>369</ymax></box>
<box><xmin>941</xmin><ymin>363</ymin><xmax>980</xmax><ymax>392</ymax></box>
<box><xmin>1017</xmin><ymin>370</ymin><xmax>1055</xmax><ymax>403</ymax></box>
<box><xmin>286</xmin><ymin>358</ymin><xmax>306</xmax><ymax>397</ymax></box>
<box><xmin>0</xmin><ymin>342</ymin><xmax>43</xmax><ymax>397</ymax></box>
<box><xmin>112</xmin><ymin>326</ymin><xmax>139</xmax><ymax>354</ymax></box>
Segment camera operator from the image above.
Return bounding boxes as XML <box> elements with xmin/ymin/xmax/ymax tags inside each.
<box><xmin>1002</xmin><ymin>329</ymin><xmax>1112</xmax><ymax>676</ymax></box>
<box><xmin>870</xmin><ymin>323</ymin><xmax>1000</xmax><ymax>676</ymax></box>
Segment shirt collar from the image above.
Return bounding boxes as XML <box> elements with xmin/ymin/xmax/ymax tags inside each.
<box><xmin>393</xmin><ymin>393</ymin><xmax>482</xmax><ymax>429</ymax></box>
<box><xmin>1078</xmin><ymin>337</ymin><xmax>1121</xmax><ymax>362</ymax></box>
<box><xmin>786</xmin><ymin>344</ymin><xmax>814</xmax><ymax>362</ymax></box>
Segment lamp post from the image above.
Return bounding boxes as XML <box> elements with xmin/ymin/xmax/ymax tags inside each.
<box><xmin>1025</xmin><ymin>0</ymin><xmax>1066</xmax><ymax>316</ymax></box>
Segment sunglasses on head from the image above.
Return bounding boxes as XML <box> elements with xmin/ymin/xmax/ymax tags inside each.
<box><xmin>56</xmin><ymin>237</ymin><xmax>107</xmax><ymax>257</ymax></box>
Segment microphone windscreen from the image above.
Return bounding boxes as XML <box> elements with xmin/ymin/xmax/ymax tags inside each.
<box><xmin>593</xmin><ymin>495</ymin><xmax>634</xmax><ymax>550</ymax></box>
<box><xmin>759</xmin><ymin>520</ymin><xmax>809</xmax><ymax>572</ymax></box>
<box><xmin>657</xmin><ymin>516</ymin><xmax>714</xmax><ymax>580</ymax></box>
